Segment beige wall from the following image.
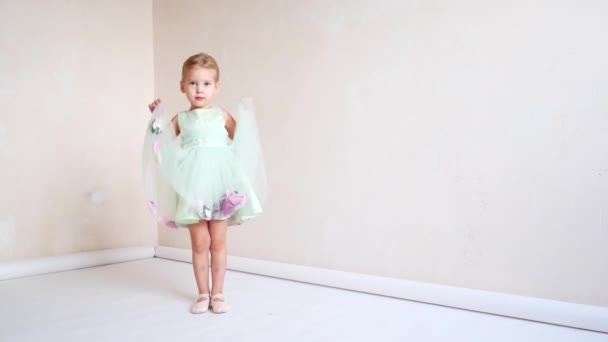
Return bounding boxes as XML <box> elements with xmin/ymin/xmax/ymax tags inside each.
<box><xmin>0</xmin><ymin>0</ymin><xmax>157</xmax><ymax>260</ymax></box>
<box><xmin>157</xmin><ymin>0</ymin><xmax>605</xmax><ymax>307</ymax></box>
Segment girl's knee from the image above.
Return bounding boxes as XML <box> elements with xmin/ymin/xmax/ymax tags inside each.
<box><xmin>192</xmin><ymin>238</ymin><xmax>211</xmax><ymax>254</ymax></box>
<box><xmin>210</xmin><ymin>239</ymin><xmax>226</xmax><ymax>254</ymax></box>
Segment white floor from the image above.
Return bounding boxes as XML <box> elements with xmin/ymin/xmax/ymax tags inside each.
<box><xmin>0</xmin><ymin>258</ymin><xmax>606</xmax><ymax>342</ymax></box>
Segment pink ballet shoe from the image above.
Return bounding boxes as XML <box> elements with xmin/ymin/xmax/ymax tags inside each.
<box><xmin>210</xmin><ymin>294</ymin><xmax>230</xmax><ymax>314</ymax></box>
<box><xmin>191</xmin><ymin>293</ymin><xmax>210</xmax><ymax>314</ymax></box>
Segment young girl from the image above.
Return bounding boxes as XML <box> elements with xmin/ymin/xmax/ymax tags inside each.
<box><xmin>143</xmin><ymin>53</ymin><xmax>266</xmax><ymax>314</ymax></box>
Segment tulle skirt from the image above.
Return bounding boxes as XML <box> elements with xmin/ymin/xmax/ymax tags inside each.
<box><xmin>165</xmin><ymin>144</ymin><xmax>262</xmax><ymax>226</ymax></box>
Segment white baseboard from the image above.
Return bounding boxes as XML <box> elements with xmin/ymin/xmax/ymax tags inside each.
<box><xmin>0</xmin><ymin>246</ymin><xmax>155</xmax><ymax>281</ymax></box>
<box><xmin>155</xmin><ymin>245</ymin><xmax>608</xmax><ymax>334</ymax></box>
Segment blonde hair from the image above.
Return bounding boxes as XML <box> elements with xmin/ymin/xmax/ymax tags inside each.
<box><xmin>181</xmin><ymin>53</ymin><xmax>220</xmax><ymax>81</ymax></box>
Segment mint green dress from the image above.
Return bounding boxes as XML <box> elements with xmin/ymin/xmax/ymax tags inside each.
<box><xmin>143</xmin><ymin>101</ymin><xmax>266</xmax><ymax>228</ymax></box>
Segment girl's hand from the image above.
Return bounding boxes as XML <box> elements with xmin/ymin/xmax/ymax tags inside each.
<box><xmin>148</xmin><ymin>98</ymin><xmax>162</xmax><ymax>113</ymax></box>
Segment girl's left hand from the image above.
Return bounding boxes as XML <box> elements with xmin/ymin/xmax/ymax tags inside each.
<box><xmin>148</xmin><ymin>98</ymin><xmax>162</xmax><ymax>113</ymax></box>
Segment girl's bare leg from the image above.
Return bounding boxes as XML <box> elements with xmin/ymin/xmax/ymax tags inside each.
<box><xmin>188</xmin><ymin>221</ymin><xmax>211</xmax><ymax>299</ymax></box>
<box><xmin>209</xmin><ymin>219</ymin><xmax>228</xmax><ymax>302</ymax></box>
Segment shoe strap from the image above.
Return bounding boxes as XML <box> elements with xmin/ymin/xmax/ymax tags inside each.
<box><xmin>211</xmin><ymin>294</ymin><xmax>225</xmax><ymax>300</ymax></box>
<box><xmin>197</xmin><ymin>293</ymin><xmax>210</xmax><ymax>300</ymax></box>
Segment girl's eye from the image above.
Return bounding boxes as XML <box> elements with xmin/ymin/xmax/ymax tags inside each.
<box><xmin>189</xmin><ymin>82</ymin><xmax>196</xmax><ymax>86</ymax></box>
<box><xmin>204</xmin><ymin>82</ymin><xmax>211</xmax><ymax>86</ymax></box>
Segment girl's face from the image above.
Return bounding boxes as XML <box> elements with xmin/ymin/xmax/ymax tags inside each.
<box><xmin>180</xmin><ymin>67</ymin><xmax>219</xmax><ymax>109</ymax></box>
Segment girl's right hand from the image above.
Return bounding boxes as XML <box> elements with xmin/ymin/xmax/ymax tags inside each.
<box><xmin>148</xmin><ymin>98</ymin><xmax>161</xmax><ymax>113</ymax></box>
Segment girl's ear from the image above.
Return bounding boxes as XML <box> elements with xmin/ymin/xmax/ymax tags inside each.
<box><xmin>179</xmin><ymin>80</ymin><xmax>185</xmax><ymax>93</ymax></box>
